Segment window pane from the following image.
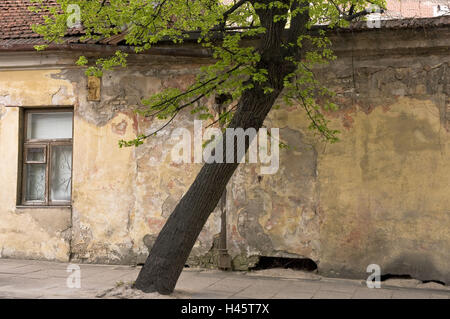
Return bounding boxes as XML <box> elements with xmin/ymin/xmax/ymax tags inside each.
<box><xmin>27</xmin><ymin>112</ymin><xmax>73</xmax><ymax>140</ymax></box>
<box><xmin>26</xmin><ymin>147</ymin><xmax>45</xmax><ymax>162</ymax></box>
<box><xmin>25</xmin><ymin>164</ymin><xmax>46</xmax><ymax>201</ymax></box>
<box><xmin>50</xmin><ymin>145</ymin><xmax>72</xmax><ymax>202</ymax></box>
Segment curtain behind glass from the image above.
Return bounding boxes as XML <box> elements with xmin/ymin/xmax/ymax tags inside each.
<box><xmin>27</xmin><ymin>112</ymin><xmax>73</xmax><ymax>140</ymax></box>
<box><xmin>50</xmin><ymin>145</ymin><xmax>72</xmax><ymax>201</ymax></box>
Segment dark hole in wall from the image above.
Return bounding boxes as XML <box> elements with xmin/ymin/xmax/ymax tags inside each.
<box><xmin>422</xmin><ymin>280</ymin><xmax>446</xmax><ymax>286</ymax></box>
<box><xmin>250</xmin><ymin>257</ymin><xmax>318</xmax><ymax>271</ymax></box>
<box><xmin>380</xmin><ymin>274</ymin><xmax>447</xmax><ymax>286</ymax></box>
<box><xmin>380</xmin><ymin>274</ymin><xmax>413</xmax><ymax>281</ymax></box>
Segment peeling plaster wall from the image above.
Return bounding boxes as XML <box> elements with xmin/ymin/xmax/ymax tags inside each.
<box><xmin>0</xmin><ymin>26</ymin><xmax>449</xmax><ymax>283</ymax></box>
<box><xmin>224</xmin><ymin>27</ymin><xmax>450</xmax><ymax>283</ymax></box>
<box><xmin>308</xmin><ymin>50</ymin><xmax>450</xmax><ymax>282</ymax></box>
<box><xmin>0</xmin><ymin>70</ymin><xmax>73</xmax><ymax>261</ymax></box>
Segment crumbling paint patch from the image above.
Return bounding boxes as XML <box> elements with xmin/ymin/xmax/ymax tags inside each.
<box><xmin>0</xmin><ymin>70</ymin><xmax>74</xmax><ymax>106</ymax></box>
<box><xmin>0</xmin><ymin>209</ymin><xmax>70</xmax><ymax>261</ymax></box>
<box><xmin>111</xmin><ymin>119</ymin><xmax>128</xmax><ymax>135</ymax></box>
<box><xmin>52</xmin><ymin>86</ymin><xmax>71</xmax><ymax>105</ymax></box>
<box><xmin>0</xmin><ymin>94</ymin><xmax>12</xmax><ymax>107</ymax></box>
<box><xmin>231</xmin><ymin>254</ymin><xmax>260</xmax><ymax>271</ymax></box>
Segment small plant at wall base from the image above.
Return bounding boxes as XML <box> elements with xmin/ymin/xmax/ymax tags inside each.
<box><xmin>31</xmin><ymin>0</ymin><xmax>386</xmax><ymax>295</ymax></box>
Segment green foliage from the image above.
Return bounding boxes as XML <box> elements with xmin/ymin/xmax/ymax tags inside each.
<box><xmin>76</xmin><ymin>56</ymin><xmax>88</xmax><ymax>66</ymax></box>
<box><xmin>31</xmin><ymin>0</ymin><xmax>386</xmax><ymax>145</ymax></box>
<box><xmin>118</xmin><ymin>134</ymin><xmax>147</xmax><ymax>148</ymax></box>
<box><xmin>34</xmin><ymin>44</ymin><xmax>49</xmax><ymax>51</ymax></box>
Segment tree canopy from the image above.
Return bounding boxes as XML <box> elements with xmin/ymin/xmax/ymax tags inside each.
<box><xmin>29</xmin><ymin>0</ymin><xmax>386</xmax><ymax>294</ymax></box>
<box><xmin>30</xmin><ymin>0</ymin><xmax>385</xmax><ymax>145</ymax></box>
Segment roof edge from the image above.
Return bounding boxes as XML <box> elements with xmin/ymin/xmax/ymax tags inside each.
<box><xmin>1</xmin><ymin>16</ymin><xmax>449</xmax><ymax>54</ymax></box>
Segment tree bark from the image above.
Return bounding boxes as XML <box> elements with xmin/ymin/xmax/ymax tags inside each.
<box><xmin>134</xmin><ymin>0</ymin><xmax>307</xmax><ymax>294</ymax></box>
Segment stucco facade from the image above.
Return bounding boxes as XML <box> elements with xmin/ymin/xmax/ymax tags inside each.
<box><xmin>0</xmin><ymin>18</ymin><xmax>449</xmax><ymax>284</ymax></box>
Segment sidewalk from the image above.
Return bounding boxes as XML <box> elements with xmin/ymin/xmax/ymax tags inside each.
<box><xmin>0</xmin><ymin>258</ymin><xmax>448</xmax><ymax>299</ymax></box>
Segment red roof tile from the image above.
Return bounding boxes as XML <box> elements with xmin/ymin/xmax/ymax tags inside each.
<box><xmin>0</xmin><ymin>0</ymin><xmax>449</xmax><ymax>42</ymax></box>
<box><xmin>0</xmin><ymin>0</ymin><xmax>60</xmax><ymax>39</ymax></box>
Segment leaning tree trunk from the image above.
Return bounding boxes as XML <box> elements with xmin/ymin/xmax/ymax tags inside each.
<box><xmin>135</xmin><ymin>0</ymin><xmax>308</xmax><ymax>294</ymax></box>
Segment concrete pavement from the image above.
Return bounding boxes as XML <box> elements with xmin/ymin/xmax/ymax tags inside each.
<box><xmin>0</xmin><ymin>258</ymin><xmax>448</xmax><ymax>299</ymax></box>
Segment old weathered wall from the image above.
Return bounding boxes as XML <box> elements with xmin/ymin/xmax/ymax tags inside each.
<box><xmin>0</xmin><ymin>53</ymin><xmax>218</xmax><ymax>264</ymax></box>
<box><xmin>0</xmin><ymin>69</ymin><xmax>74</xmax><ymax>260</ymax></box>
<box><xmin>227</xmin><ymin>25</ymin><xmax>450</xmax><ymax>283</ymax></box>
<box><xmin>0</xmin><ymin>22</ymin><xmax>448</xmax><ymax>283</ymax></box>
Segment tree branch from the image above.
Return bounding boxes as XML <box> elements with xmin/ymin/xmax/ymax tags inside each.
<box><xmin>343</xmin><ymin>9</ymin><xmax>374</xmax><ymax>21</ymax></box>
<box><xmin>143</xmin><ymin>110</ymin><xmax>180</xmax><ymax>138</ymax></box>
<box><xmin>219</xmin><ymin>0</ymin><xmax>248</xmax><ymax>29</ymax></box>
<box><xmin>143</xmin><ymin>63</ymin><xmax>244</xmax><ymax>118</ymax></box>
<box><xmin>329</xmin><ymin>0</ymin><xmax>384</xmax><ymax>22</ymax></box>
<box><xmin>95</xmin><ymin>0</ymin><xmax>108</xmax><ymax>15</ymax></box>
<box><xmin>205</xmin><ymin>103</ymin><xmax>238</xmax><ymax>128</ymax></box>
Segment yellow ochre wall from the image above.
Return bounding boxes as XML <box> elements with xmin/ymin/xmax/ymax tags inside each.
<box><xmin>0</xmin><ymin>25</ymin><xmax>449</xmax><ymax>283</ymax></box>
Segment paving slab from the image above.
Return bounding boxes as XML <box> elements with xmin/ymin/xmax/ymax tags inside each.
<box><xmin>175</xmin><ymin>274</ymin><xmax>225</xmax><ymax>292</ymax></box>
<box><xmin>318</xmin><ymin>283</ymin><xmax>360</xmax><ymax>294</ymax></box>
<box><xmin>232</xmin><ymin>285</ymin><xmax>280</xmax><ymax>299</ymax></box>
<box><xmin>277</xmin><ymin>281</ymin><xmax>322</xmax><ymax>294</ymax></box>
<box><xmin>0</xmin><ymin>264</ymin><xmax>45</xmax><ymax>275</ymax></box>
<box><xmin>0</xmin><ymin>258</ymin><xmax>449</xmax><ymax>299</ymax></box>
<box><xmin>205</xmin><ymin>277</ymin><xmax>256</xmax><ymax>293</ymax></box>
<box><xmin>391</xmin><ymin>290</ymin><xmax>437</xmax><ymax>299</ymax></box>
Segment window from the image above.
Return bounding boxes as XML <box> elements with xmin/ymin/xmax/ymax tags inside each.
<box><xmin>21</xmin><ymin>109</ymin><xmax>73</xmax><ymax>206</ymax></box>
